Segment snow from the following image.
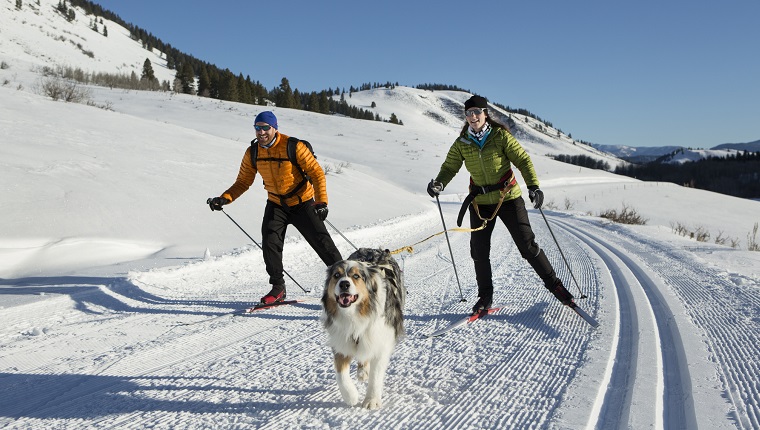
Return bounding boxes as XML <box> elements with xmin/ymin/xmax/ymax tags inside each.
<box><xmin>2</xmin><ymin>1</ymin><xmax>760</xmax><ymax>428</ymax></box>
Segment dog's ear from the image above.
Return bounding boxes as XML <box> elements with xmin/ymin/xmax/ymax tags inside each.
<box><xmin>326</xmin><ymin>260</ymin><xmax>339</xmax><ymax>275</ymax></box>
<box><xmin>364</xmin><ymin>265</ymin><xmax>383</xmax><ymax>293</ymax></box>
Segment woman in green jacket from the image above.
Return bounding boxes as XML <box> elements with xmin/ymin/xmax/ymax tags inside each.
<box><xmin>427</xmin><ymin>95</ymin><xmax>574</xmax><ymax>314</ymax></box>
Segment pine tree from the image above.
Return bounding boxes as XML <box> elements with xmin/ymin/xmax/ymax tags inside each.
<box><xmin>276</xmin><ymin>77</ymin><xmax>296</xmax><ymax>108</ymax></box>
<box><xmin>197</xmin><ymin>65</ymin><xmax>211</xmax><ymax>97</ymax></box>
<box><xmin>225</xmin><ymin>72</ymin><xmax>239</xmax><ymax>102</ymax></box>
<box><xmin>176</xmin><ymin>62</ymin><xmax>195</xmax><ymax>94</ymax></box>
<box><xmin>242</xmin><ymin>75</ymin><xmax>255</xmax><ymax>104</ymax></box>
<box><xmin>103</xmin><ymin>25</ymin><xmax>108</xmax><ymax>37</ymax></box>
<box><xmin>141</xmin><ymin>58</ymin><xmax>156</xmax><ymax>82</ymax></box>
<box><xmin>208</xmin><ymin>68</ymin><xmax>220</xmax><ymax>99</ymax></box>
<box><xmin>217</xmin><ymin>69</ymin><xmax>237</xmax><ymax>101</ymax></box>
<box><xmin>318</xmin><ymin>91</ymin><xmax>330</xmax><ymax>114</ymax></box>
<box><xmin>237</xmin><ymin>73</ymin><xmax>252</xmax><ymax>104</ymax></box>
<box><xmin>308</xmin><ymin>92</ymin><xmax>320</xmax><ymax>112</ymax></box>
<box><xmin>293</xmin><ymin>89</ymin><xmax>303</xmax><ymax>109</ymax></box>
<box><xmin>16</xmin><ymin>0</ymin><xmax>22</xmax><ymax>10</ymax></box>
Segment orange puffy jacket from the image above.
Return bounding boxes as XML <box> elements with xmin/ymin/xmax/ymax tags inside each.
<box><xmin>221</xmin><ymin>133</ymin><xmax>328</xmax><ymax>207</ymax></box>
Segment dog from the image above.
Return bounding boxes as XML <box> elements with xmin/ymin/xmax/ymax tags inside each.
<box><xmin>321</xmin><ymin>248</ymin><xmax>405</xmax><ymax>409</ymax></box>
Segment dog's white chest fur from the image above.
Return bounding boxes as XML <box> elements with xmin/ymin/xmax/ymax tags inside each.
<box><xmin>325</xmin><ymin>306</ymin><xmax>395</xmax><ymax>361</ymax></box>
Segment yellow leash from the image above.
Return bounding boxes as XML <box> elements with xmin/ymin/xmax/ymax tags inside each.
<box><xmin>390</xmin><ymin>223</ymin><xmax>486</xmax><ymax>254</ymax></box>
<box><xmin>390</xmin><ymin>188</ymin><xmax>510</xmax><ymax>255</ymax></box>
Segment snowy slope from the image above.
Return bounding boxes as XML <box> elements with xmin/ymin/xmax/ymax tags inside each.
<box><xmin>0</xmin><ymin>0</ymin><xmax>174</xmax><ymax>84</ymax></box>
<box><xmin>2</xmin><ymin>1</ymin><xmax>760</xmax><ymax>429</ymax></box>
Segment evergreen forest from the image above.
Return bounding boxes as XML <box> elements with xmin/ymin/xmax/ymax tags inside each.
<box><xmin>614</xmin><ymin>151</ymin><xmax>760</xmax><ymax>199</ymax></box>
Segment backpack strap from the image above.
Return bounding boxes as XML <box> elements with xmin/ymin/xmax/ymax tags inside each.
<box><xmin>249</xmin><ymin>139</ymin><xmax>259</xmax><ymax>167</ymax></box>
<box><xmin>286</xmin><ymin>137</ymin><xmax>309</xmax><ymax>181</ymax></box>
<box><xmin>250</xmin><ymin>137</ymin><xmax>311</xmax><ymax>208</ymax></box>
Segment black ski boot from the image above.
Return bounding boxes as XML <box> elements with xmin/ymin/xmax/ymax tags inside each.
<box><xmin>547</xmin><ymin>279</ymin><xmax>574</xmax><ymax>306</ymax></box>
<box><xmin>471</xmin><ymin>295</ymin><xmax>493</xmax><ymax>315</ymax></box>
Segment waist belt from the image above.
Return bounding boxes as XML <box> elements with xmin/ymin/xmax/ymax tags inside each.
<box><xmin>456</xmin><ymin>170</ymin><xmax>517</xmax><ymax>227</ymax></box>
<box><xmin>269</xmin><ymin>176</ymin><xmax>309</xmax><ymax>209</ymax></box>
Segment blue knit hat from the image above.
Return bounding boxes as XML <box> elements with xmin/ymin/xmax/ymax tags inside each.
<box><xmin>254</xmin><ymin>111</ymin><xmax>278</xmax><ymax>129</ymax></box>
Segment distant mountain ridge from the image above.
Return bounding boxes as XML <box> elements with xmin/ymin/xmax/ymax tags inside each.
<box><xmin>713</xmin><ymin>140</ymin><xmax>760</xmax><ymax>152</ymax></box>
<box><xmin>593</xmin><ymin>140</ymin><xmax>760</xmax><ymax>164</ymax></box>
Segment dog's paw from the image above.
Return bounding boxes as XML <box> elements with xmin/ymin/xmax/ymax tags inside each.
<box><xmin>361</xmin><ymin>397</ymin><xmax>382</xmax><ymax>410</ymax></box>
<box><xmin>339</xmin><ymin>385</ymin><xmax>360</xmax><ymax>406</ymax></box>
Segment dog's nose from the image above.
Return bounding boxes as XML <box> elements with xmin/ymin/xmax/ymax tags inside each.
<box><xmin>339</xmin><ymin>280</ymin><xmax>351</xmax><ymax>291</ymax></box>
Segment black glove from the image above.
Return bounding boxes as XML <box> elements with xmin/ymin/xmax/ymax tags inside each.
<box><xmin>527</xmin><ymin>186</ymin><xmax>544</xmax><ymax>209</ymax></box>
<box><xmin>207</xmin><ymin>197</ymin><xmax>230</xmax><ymax>211</ymax></box>
<box><xmin>314</xmin><ymin>203</ymin><xmax>329</xmax><ymax>221</ymax></box>
<box><xmin>427</xmin><ymin>179</ymin><xmax>444</xmax><ymax>197</ymax></box>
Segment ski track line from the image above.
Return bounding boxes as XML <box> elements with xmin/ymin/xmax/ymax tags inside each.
<box><xmin>553</xmin><ymin>220</ymin><xmax>650</xmax><ymax>429</ymax></box>
<box><xmin>95</xmin><ymin>238</ymin><xmax>460</xmax><ymax>429</ymax></box>
<box><xmin>554</xmin><ymin>218</ymin><xmax>699</xmax><ymax>429</ymax></box>
<box><xmin>0</xmin><ymin>300</ymin><xmax>319</xmax><ymax>429</ymax></box>
<box><xmin>404</xmin><ymin>216</ymin><xmax>597</xmax><ymax>429</ymax></box>
<box><xmin>600</xmin><ymin>221</ymin><xmax>760</xmax><ymax>429</ymax></box>
<box><xmin>99</xmin><ymin>313</ymin><xmax>324</xmax><ymax>430</ymax></box>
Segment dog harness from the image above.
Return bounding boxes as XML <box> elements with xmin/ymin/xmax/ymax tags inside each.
<box><xmin>456</xmin><ymin>169</ymin><xmax>517</xmax><ymax>227</ymax></box>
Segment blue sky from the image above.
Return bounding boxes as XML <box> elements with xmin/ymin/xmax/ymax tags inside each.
<box><xmin>95</xmin><ymin>0</ymin><xmax>759</xmax><ymax>149</ymax></box>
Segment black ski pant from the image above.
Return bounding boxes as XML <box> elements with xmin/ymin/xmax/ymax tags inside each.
<box><xmin>261</xmin><ymin>199</ymin><xmax>343</xmax><ymax>286</ymax></box>
<box><xmin>469</xmin><ymin>197</ymin><xmax>558</xmax><ymax>299</ymax></box>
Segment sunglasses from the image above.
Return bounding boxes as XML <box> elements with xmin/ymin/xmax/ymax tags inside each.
<box><xmin>254</xmin><ymin>125</ymin><xmax>273</xmax><ymax>131</ymax></box>
<box><xmin>465</xmin><ymin>108</ymin><xmax>486</xmax><ymax>117</ymax></box>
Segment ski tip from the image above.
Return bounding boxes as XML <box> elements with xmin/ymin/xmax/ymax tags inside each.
<box><xmin>567</xmin><ymin>303</ymin><xmax>600</xmax><ymax>328</ymax></box>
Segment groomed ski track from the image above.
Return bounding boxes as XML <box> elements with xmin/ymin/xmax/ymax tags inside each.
<box><xmin>1</xmin><ymin>206</ymin><xmax>758</xmax><ymax>429</ymax></box>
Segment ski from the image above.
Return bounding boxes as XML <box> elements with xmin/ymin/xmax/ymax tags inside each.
<box><xmin>567</xmin><ymin>302</ymin><xmax>599</xmax><ymax>328</ymax></box>
<box><xmin>235</xmin><ymin>299</ymin><xmax>307</xmax><ymax>315</ymax></box>
<box><xmin>176</xmin><ymin>298</ymin><xmax>314</xmax><ymax>325</ymax></box>
<box><xmin>423</xmin><ymin>306</ymin><xmax>503</xmax><ymax>338</ymax></box>
<box><xmin>234</xmin><ymin>298</ymin><xmax>318</xmax><ymax>315</ymax></box>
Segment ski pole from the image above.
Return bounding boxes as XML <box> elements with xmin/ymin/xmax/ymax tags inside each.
<box><xmin>324</xmin><ymin>219</ymin><xmax>358</xmax><ymax>251</ymax></box>
<box><xmin>537</xmin><ymin>207</ymin><xmax>586</xmax><ymax>299</ymax></box>
<box><xmin>435</xmin><ymin>195</ymin><xmax>466</xmax><ymax>302</ymax></box>
<box><xmin>211</xmin><ymin>203</ymin><xmax>310</xmax><ymax>294</ymax></box>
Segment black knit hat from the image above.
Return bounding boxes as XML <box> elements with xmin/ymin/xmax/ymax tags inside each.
<box><xmin>464</xmin><ymin>95</ymin><xmax>488</xmax><ymax>111</ymax></box>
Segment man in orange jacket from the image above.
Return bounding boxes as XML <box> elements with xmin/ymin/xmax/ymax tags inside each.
<box><xmin>208</xmin><ymin>111</ymin><xmax>342</xmax><ymax>304</ymax></box>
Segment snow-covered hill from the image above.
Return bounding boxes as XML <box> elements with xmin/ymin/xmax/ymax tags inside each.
<box><xmin>655</xmin><ymin>147</ymin><xmax>745</xmax><ymax>164</ymax></box>
<box><xmin>343</xmin><ymin>86</ymin><xmax>625</xmax><ymax>168</ymax></box>
<box><xmin>1</xmin><ymin>0</ymin><xmax>174</xmax><ymax>84</ymax></box>
<box><xmin>2</xmin><ymin>1</ymin><xmax>760</xmax><ymax>428</ymax></box>
<box><xmin>713</xmin><ymin>139</ymin><xmax>760</xmax><ymax>152</ymax></box>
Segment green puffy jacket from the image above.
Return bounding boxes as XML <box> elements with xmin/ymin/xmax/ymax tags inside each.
<box><xmin>434</xmin><ymin>126</ymin><xmax>539</xmax><ymax>205</ymax></box>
